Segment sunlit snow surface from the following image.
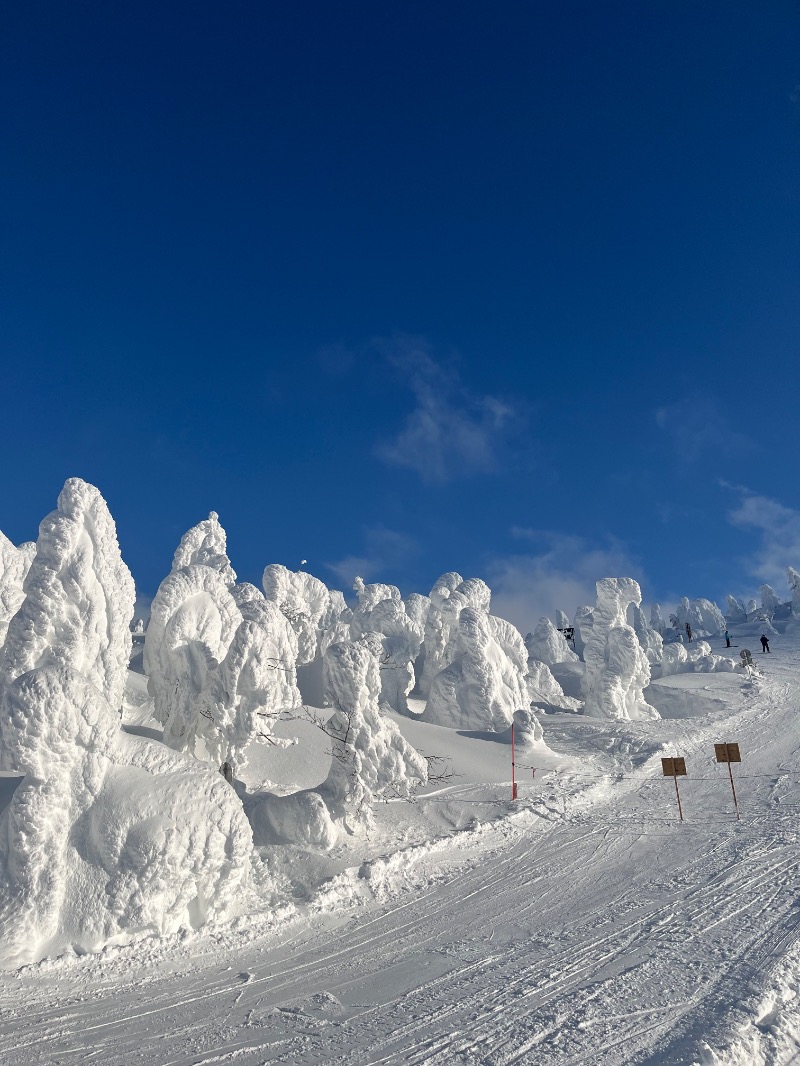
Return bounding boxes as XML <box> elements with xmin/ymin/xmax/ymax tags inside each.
<box><xmin>2</xmin><ymin>637</ymin><xmax>800</xmax><ymax>1063</ymax></box>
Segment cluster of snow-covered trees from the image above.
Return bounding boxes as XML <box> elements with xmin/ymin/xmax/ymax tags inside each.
<box><xmin>2</xmin><ymin>476</ymin><xmax>799</xmax><ymax>966</ymax></box>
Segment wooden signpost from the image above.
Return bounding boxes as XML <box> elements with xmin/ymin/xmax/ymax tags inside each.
<box><xmin>714</xmin><ymin>742</ymin><xmax>741</xmax><ymax>820</ymax></box>
<box><xmin>662</xmin><ymin>756</ymin><xmax>687</xmax><ymax>821</ymax></box>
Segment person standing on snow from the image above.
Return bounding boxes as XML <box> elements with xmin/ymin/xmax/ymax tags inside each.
<box><xmin>760</xmin><ymin>634</ymin><xmax>770</xmax><ymax>653</ymax></box>
<box><xmin>725</xmin><ymin>629</ymin><xmax>731</xmax><ymax>648</ymax></box>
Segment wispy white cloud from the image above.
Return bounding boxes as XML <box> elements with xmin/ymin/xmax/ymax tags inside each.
<box><xmin>374</xmin><ymin>336</ymin><xmax>517</xmax><ymax>484</ymax></box>
<box><xmin>727</xmin><ymin>487</ymin><xmax>800</xmax><ymax>590</ymax></box>
<box><xmin>326</xmin><ymin>526</ymin><xmax>417</xmax><ymax>590</ymax></box>
<box><xmin>487</xmin><ymin>530</ymin><xmax>645</xmax><ymax>634</ymax></box>
<box><xmin>655</xmin><ymin>396</ymin><xmax>752</xmax><ymax>463</ymax></box>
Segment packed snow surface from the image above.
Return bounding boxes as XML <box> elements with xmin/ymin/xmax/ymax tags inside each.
<box><xmin>3</xmin><ymin>635</ymin><xmax>800</xmax><ymax>1063</ymax></box>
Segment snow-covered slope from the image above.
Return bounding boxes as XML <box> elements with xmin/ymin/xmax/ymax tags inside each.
<box><xmin>2</xmin><ymin>634</ymin><xmax>800</xmax><ymax>1064</ymax></box>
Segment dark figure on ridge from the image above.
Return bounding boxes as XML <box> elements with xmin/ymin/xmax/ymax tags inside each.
<box><xmin>760</xmin><ymin>634</ymin><xmax>770</xmax><ymax>654</ymax></box>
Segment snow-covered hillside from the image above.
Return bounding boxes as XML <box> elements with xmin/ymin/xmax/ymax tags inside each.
<box><xmin>2</xmin><ymin>479</ymin><xmax>800</xmax><ymax>1064</ymax></box>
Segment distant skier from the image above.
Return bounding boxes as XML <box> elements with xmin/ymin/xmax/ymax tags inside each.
<box><xmin>685</xmin><ymin>622</ymin><xmax>692</xmax><ymax>642</ymax></box>
<box><xmin>725</xmin><ymin>629</ymin><xmax>731</xmax><ymax>648</ymax></box>
<box><xmin>760</xmin><ymin>634</ymin><xmax>770</xmax><ymax>654</ymax></box>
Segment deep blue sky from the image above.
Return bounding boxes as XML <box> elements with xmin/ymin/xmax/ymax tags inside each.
<box><xmin>2</xmin><ymin>2</ymin><xmax>799</xmax><ymax>629</ymax></box>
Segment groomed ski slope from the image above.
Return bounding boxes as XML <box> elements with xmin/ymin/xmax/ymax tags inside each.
<box><xmin>1</xmin><ymin>643</ymin><xmax>800</xmax><ymax>1065</ymax></box>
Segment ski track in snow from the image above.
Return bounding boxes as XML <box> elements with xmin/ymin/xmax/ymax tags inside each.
<box><xmin>3</xmin><ymin>649</ymin><xmax>800</xmax><ymax>1064</ymax></box>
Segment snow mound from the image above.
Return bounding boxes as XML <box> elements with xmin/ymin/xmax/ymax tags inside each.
<box><xmin>318</xmin><ymin>640</ymin><xmax>427</xmax><ymax>832</ymax></box>
<box><xmin>0</xmin><ymin>534</ymin><xmax>35</xmax><ymax>649</ymax></box>
<box><xmin>418</xmin><ymin>571</ymin><xmax>463</xmax><ymax>696</ymax></box>
<box><xmin>661</xmin><ymin>640</ymin><xmax>736</xmax><ymax>676</ymax></box>
<box><xmin>172</xmin><ymin>511</ymin><xmax>236</xmax><ymax>586</ymax></box>
<box><xmin>0</xmin><ymin>665</ymin><xmax>252</xmax><ymax>968</ymax></box>
<box><xmin>582</xmin><ymin>578</ymin><xmax>659</xmax><ymax>721</ymax></box>
<box><xmin>0</xmin><ymin>478</ymin><xmax>134</xmax><ymax>713</ymax></box>
<box><xmin>423</xmin><ymin>606</ymin><xmax>530</xmax><ymax>731</ymax></box>
<box><xmin>526</xmin><ymin>659</ymin><xmax>580</xmax><ymax>711</ymax></box>
<box><xmin>144</xmin><ymin>565</ymin><xmax>240</xmax><ymax>755</ymax></box>
<box><xmin>525</xmin><ymin>616</ymin><xmax>578</xmax><ymax>666</ymax></box>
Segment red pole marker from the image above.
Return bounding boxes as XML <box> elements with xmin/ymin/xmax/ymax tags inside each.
<box><xmin>511</xmin><ymin>722</ymin><xmax>518</xmax><ymax>800</ymax></box>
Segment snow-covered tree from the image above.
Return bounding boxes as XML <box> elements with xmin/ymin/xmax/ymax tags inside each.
<box><xmin>555</xmin><ymin>609</ymin><xmax>570</xmax><ymax>630</ymax></box>
<box><xmin>630</xmin><ymin>603</ymin><xmax>663</xmax><ymax>665</ymax></box>
<box><xmin>0</xmin><ymin>478</ymin><xmax>134</xmax><ymax>713</ymax></box>
<box><xmin>0</xmin><ymin>664</ymin><xmax>251</xmax><ymax>967</ymax></box>
<box><xmin>423</xmin><ymin>606</ymin><xmax>530</xmax><ymax>731</ymax></box>
<box><xmin>172</xmin><ymin>511</ymin><xmax>237</xmax><ymax>586</ymax></box>
<box><xmin>262</xmin><ymin>564</ymin><xmax>333</xmax><ymax>664</ymax></box>
<box><xmin>677</xmin><ymin>597</ymin><xmax>726</xmax><ymax>637</ymax></box>
<box><xmin>525</xmin><ymin>617</ymin><xmax>578</xmax><ymax>666</ymax></box>
<box><xmin>650</xmin><ymin>603</ymin><xmax>666</xmax><ymax>635</ymax></box>
<box><xmin>205</xmin><ymin>590</ymin><xmax>302</xmax><ymax>772</ymax></box>
<box><xmin>760</xmin><ymin>584</ymin><xmax>781</xmax><ymax>616</ymax></box>
<box><xmin>0</xmin><ymin>533</ymin><xmax>35</xmax><ymax>650</ymax></box>
<box><xmin>582</xmin><ymin>578</ymin><xmax>658</xmax><ymax>721</ymax></box>
<box><xmin>143</xmin><ymin>565</ymin><xmax>240</xmax><ymax>755</ymax></box>
<box><xmin>317</xmin><ymin>640</ymin><xmax>428</xmax><ymax>831</ymax></box>
<box><xmin>418</xmin><ymin>571</ymin><xmax>464</xmax><ymax>696</ymax></box>
<box><xmin>725</xmin><ymin>595</ymin><xmax>747</xmax><ymax>624</ymax></box>
<box><xmin>355</xmin><ymin>597</ymin><xmax>424</xmax><ymax>713</ymax></box>
<box><xmin>572</xmin><ymin>605</ymin><xmax>594</xmax><ymax>661</ymax></box>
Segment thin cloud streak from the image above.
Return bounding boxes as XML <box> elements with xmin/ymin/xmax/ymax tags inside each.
<box><xmin>375</xmin><ymin>336</ymin><xmax>517</xmax><ymax>484</ymax></box>
<box><xmin>488</xmin><ymin>531</ymin><xmax>646</xmax><ymax>634</ymax></box>
<box><xmin>727</xmin><ymin>487</ymin><xmax>800</xmax><ymax>591</ymax></box>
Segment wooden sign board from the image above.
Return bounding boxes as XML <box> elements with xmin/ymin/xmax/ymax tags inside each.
<box><xmin>715</xmin><ymin>742</ymin><xmax>741</xmax><ymax>763</ymax></box>
<box><xmin>662</xmin><ymin>757</ymin><xmax>687</xmax><ymax>776</ymax></box>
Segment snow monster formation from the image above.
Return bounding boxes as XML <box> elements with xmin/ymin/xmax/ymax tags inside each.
<box><xmin>0</xmin><ymin>478</ymin><xmax>134</xmax><ymax>712</ymax></box>
<box><xmin>0</xmin><ymin>533</ymin><xmax>35</xmax><ymax>650</ymax></box>
<box><xmin>630</xmin><ymin>604</ymin><xmax>663</xmax><ymax>665</ymax></box>
<box><xmin>205</xmin><ymin>587</ymin><xmax>302</xmax><ymax>772</ymax></box>
<box><xmin>262</xmin><ymin>564</ymin><xmax>336</xmax><ymax>664</ymax></box>
<box><xmin>582</xmin><ymin>578</ymin><xmax>658</xmax><ymax>721</ymax></box>
<box><xmin>355</xmin><ymin>595</ymin><xmax>424</xmax><ymax>714</ymax></box>
<box><xmin>676</xmin><ymin>597</ymin><xmax>726</xmax><ymax>638</ymax></box>
<box><xmin>172</xmin><ymin>511</ymin><xmax>237</xmax><ymax>586</ymax></box>
<box><xmin>572</xmin><ymin>605</ymin><xmax>594</xmax><ymax>661</ymax></box>
<box><xmin>423</xmin><ymin>606</ymin><xmax>530</xmax><ymax>731</ymax></box>
<box><xmin>317</xmin><ymin>640</ymin><xmax>428</xmax><ymax>832</ymax></box>
<box><xmin>725</xmin><ymin>595</ymin><xmax>748</xmax><ymax>624</ymax></box>
<box><xmin>525</xmin><ymin>617</ymin><xmax>578</xmax><ymax>667</ymax></box>
<box><xmin>417</xmin><ymin>571</ymin><xmax>464</xmax><ymax>697</ymax></box>
<box><xmin>0</xmin><ymin>666</ymin><xmax>251</xmax><ymax>968</ymax></box>
<box><xmin>760</xmin><ymin>584</ymin><xmax>781</xmax><ymax>616</ymax></box>
<box><xmin>144</xmin><ymin>565</ymin><xmax>241</xmax><ymax>755</ymax></box>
